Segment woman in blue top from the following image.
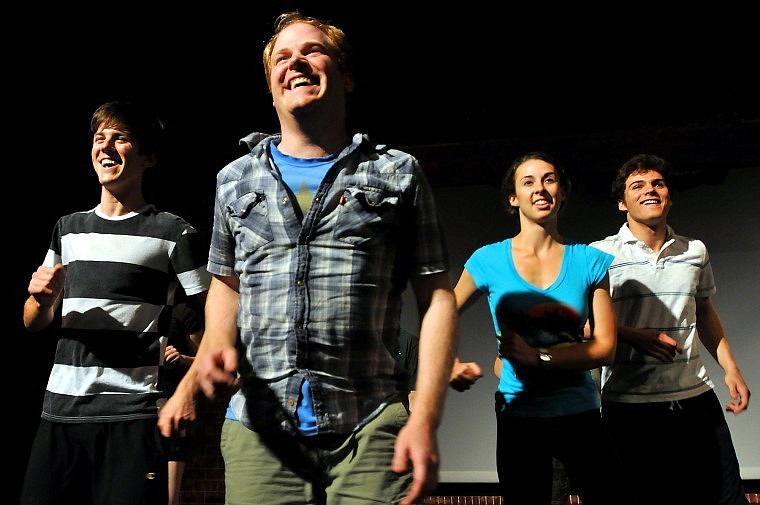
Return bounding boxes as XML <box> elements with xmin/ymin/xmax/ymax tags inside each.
<box><xmin>450</xmin><ymin>152</ymin><xmax>635</xmax><ymax>505</ymax></box>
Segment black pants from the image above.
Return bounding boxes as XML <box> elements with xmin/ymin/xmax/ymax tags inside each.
<box><xmin>495</xmin><ymin>405</ymin><xmax>638</xmax><ymax>505</ymax></box>
<box><xmin>21</xmin><ymin>418</ymin><xmax>168</xmax><ymax>505</ymax></box>
<box><xmin>603</xmin><ymin>389</ymin><xmax>747</xmax><ymax>505</ymax></box>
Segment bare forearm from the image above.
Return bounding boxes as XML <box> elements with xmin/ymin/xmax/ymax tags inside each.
<box><xmin>695</xmin><ymin>297</ymin><xmax>733</xmax><ymax>369</ymax></box>
<box><xmin>201</xmin><ymin>275</ymin><xmax>240</xmax><ymax>355</ymax></box>
<box><xmin>697</xmin><ymin>307</ymin><xmax>740</xmax><ymax>374</ymax></box>
<box><xmin>23</xmin><ymin>295</ymin><xmax>55</xmax><ymax>332</ymax></box>
<box><xmin>616</xmin><ymin>325</ymin><xmax>640</xmax><ymax>344</ymax></box>
<box><xmin>410</xmin><ymin>289</ymin><xmax>458</xmax><ymax>428</ymax></box>
<box><xmin>714</xmin><ymin>338</ymin><xmax>742</xmax><ymax>375</ymax></box>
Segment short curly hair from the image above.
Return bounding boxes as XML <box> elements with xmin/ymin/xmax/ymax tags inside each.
<box><xmin>611</xmin><ymin>154</ymin><xmax>672</xmax><ymax>202</ymax></box>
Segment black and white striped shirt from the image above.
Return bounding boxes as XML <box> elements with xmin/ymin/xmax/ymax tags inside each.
<box><xmin>40</xmin><ymin>204</ymin><xmax>210</xmax><ymax>423</ymax></box>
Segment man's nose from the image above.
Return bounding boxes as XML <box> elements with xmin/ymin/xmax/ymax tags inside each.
<box><xmin>287</xmin><ymin>52</ymin><xmax>308</xmax><ymax>69</ymax></box>
<box><xmin>100</xmin><ymin>137</ymin><xmax>115</xmax><ymax>150</ymax></box>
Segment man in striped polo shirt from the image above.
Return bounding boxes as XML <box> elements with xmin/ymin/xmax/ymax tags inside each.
<box><xmin>591</xmin><ymin>153</ymin><xmax>750</xmax><ymax>505</ymax></box>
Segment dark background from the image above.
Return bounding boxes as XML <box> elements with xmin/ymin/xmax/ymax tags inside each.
<box><xmin>11</xmin><ymin>3</ymin><xmax>759</xmax><ymax>501</ymax></box>
<box><xmin>12</xmin><ymin>4</ymin><xmax>760</xmax><ymax>194</ymax></box>
<box><xmin>11</xmin><ymin>3</ymin><xmax>759</xmax><ymax>230</ymax></box>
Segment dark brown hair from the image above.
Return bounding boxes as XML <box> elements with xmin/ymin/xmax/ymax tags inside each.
<box><xmin>499</xmin><ymin>151</ymin><xmax>571</xmax><ymax>215</ymax></box>
<box><xmin>90</xmin><ymin>101</ymin><xmax>165</xmax><ymax>158</ymax></box>
<box><xmin>612</xmin><ymin>153</ymin><xmax>672</xmax><ymax>202</ymax></box>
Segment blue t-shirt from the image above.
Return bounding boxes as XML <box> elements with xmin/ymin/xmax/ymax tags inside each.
<box><xmin>225</xmin><ymin>142</ymin><xmax>336</xmax><ymax>435</ymax></box>
<box><xmin>225</xmin><ymin>381</ymin><xmax>317</xmax><ymax>436</ymax></box>
<box><xmin>465</xmin><ymin>239</ymin><xmax>613</xmax><ymax>417</ymax></box>
<box><xmin>271</xmin><ymin>141</ymin><xmax>336</xmax><ymax>218</ymax></box>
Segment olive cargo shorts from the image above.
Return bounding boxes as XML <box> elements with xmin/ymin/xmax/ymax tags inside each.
<box><xmin>221</xmin><ymin>401</ymin><xmax>412</xmax><ymax>505</ymax></box>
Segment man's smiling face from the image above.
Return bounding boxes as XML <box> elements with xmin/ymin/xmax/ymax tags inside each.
<box><xmin>619</xmin><ymin>169</ymin><xmax>672</xmax><ymax>226</ymax></box>
<box><xmin>268</xmin><ymin>22</ymin><xmax>350</xmax><ymax>117</ymax></box>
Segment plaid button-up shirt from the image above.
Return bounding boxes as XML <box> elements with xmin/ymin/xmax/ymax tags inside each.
<box><xmin>209</xmin><ymin>132</ymin><xmax>449</xmax><ymax>435</ymax></box>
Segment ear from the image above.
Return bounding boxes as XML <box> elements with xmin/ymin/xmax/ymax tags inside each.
<box><xmin>617</xmin><ymin>199</ymin><xmax>627</xmax><ymax>212</ymax></box>
<box><xmin>508</xmin><ymin>194</ymin><xmax>519</xmax><ymax>209</ymax></box>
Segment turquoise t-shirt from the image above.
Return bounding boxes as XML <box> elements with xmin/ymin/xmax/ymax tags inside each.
<box><xmin>465</xmin><ymin>239</ymin><xmax>613</xmax><ymax>417</ymax></box>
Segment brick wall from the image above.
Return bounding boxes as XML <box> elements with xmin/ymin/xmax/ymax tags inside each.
<box><xmin>178</xmin><ymin>393</ymin><xmax>229</xmax><ymax>505</ymax></box>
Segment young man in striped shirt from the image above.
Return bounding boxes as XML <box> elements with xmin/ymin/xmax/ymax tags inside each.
<box><xmin>21</xmin><ymin>101</ymin><xmax>210</xmax><ymax>505</ymax></box>
<box><xmin>591</xmin><ymin>153</ymin><xmax>750</xmax><ymax>505</ymax></box>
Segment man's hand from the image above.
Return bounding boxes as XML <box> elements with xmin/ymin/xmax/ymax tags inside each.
<box><xmin>157</xmin><ymin>386</ymin><xmax>197</xmax><ymax>437</ymax></box>
<box><xmin>449</xmin><ymin>361</ymin><xmax>483</xmax><ymax>392</ymax></box>
<box><xmin>392</xmin><ymin>416</ymin><xmax>440</xmax><ymax>505</ymax></box>
<box><xmin>724</xmin><ymin>368</ymin><xmax>750</xmax><ymax>415</ymax></box>
<box><xmin>28</xmin><ymin>264</ymin><xmax>64</xmax><ymax>307</ymax></box>
<box><xmin>24</xmin><ymin>263</ymin><xmax>65</xmax><ymax>331</ymax></box>
<box><xmin>627</xmin><ymin>328</ymin><xmax>682</xmax><ymax>363</ymax></box>
<box><xmin>195</xmin><ymin>346</ymin><xmax>240</xmax><ymax>400</ymax></box>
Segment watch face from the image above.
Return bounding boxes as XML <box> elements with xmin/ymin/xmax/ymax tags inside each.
<box><xmin>539</xmin><ymin>351</ymin><xmax>552</xmax><ymax>362</ymax></box>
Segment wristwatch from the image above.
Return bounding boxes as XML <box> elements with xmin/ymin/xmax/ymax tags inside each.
<box><xmin>537</xmin><ymin>347</ymin><xmax>552</xmax><ymax>367</ymax></box>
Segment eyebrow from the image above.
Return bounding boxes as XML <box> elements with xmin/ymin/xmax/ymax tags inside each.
<box><xmin>628</xmin><ymin>177</ymin><xmax>664</xmax><ymax>187</ymax></box>
<box><xmin>274</xmin><ymin>40</ymin><xmax>328</xmax><ymax>56</ymax></box>
<box><xmin>94</xmin><ymin>128</ymin><xmax>130</xmax><ymax>138</ymax></box>
<box><xmin>520</xmin><ymin>171</ymin><xmax>556</xmax><ymax>180</ymax></box>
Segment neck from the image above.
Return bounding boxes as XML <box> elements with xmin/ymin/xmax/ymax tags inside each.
<box><xmin>276</xmin><ymin>105</ymin><xmax>350</xmax><ymax>158</ymax></box>
<box><xmin>627</xmin><ymin>216</ymin><xmax>667</xmax><ymax>252</ymax></box>
<box><xmin>513</xmin><ymin>217</ymin><xmax>563</xmax><ymax>250</ymax></box>
<box><xmin>100</xmin><ymin>187</ymin><xmax>147</xmax><ymax>217</ymax></box>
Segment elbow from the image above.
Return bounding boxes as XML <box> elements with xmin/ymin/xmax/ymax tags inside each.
<box><xmin>598</xmin><ymin>342</ymin><xmax>617</xmax><ymax>366</ymax></box>
<box><xmin>598</xmin><ymin>353</ymin><xmax>615</xmax><ymax>367</ymax></box>
<box><xmin>590</xmin><ymin>340</ymin><xmax>616</xmax><ymax>367</ymax></box>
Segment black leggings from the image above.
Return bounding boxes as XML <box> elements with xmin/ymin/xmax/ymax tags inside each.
<box><xmin>496</xmin><ymin>407</ymin><xmax>636</xmax><ymax>505</ymax></box>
